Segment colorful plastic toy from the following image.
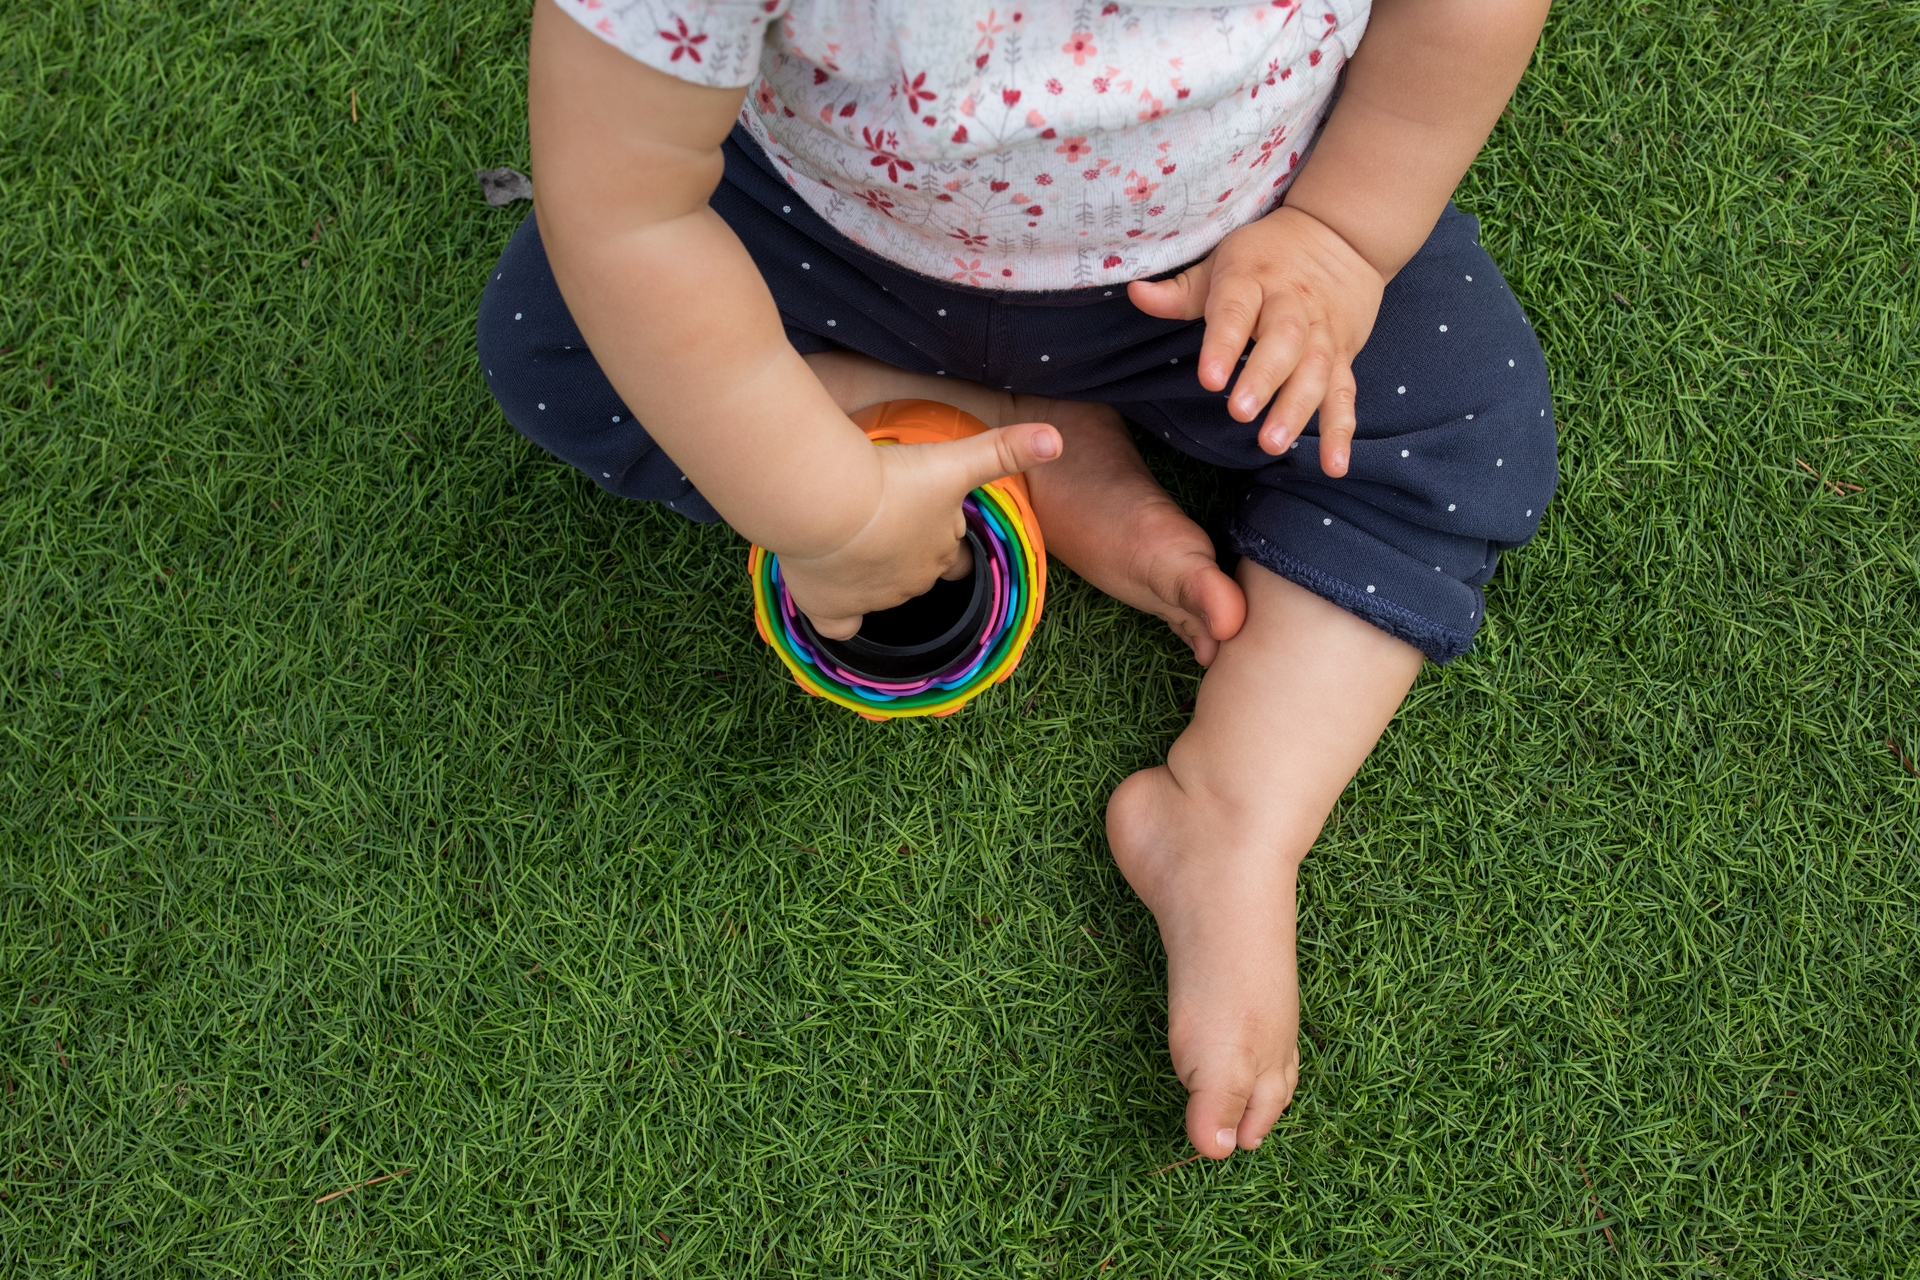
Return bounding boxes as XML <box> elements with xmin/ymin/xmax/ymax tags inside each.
<box><xmin>748</xmin><ymin>399</ymin><xmax>1048</xmax><ymax>721</ymax></box>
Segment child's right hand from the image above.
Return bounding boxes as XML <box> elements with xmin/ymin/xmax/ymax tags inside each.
<box><xmin>775</xmin><ymin>419</ymin><xmax>1061</xmax><ymax>640</ymax></box>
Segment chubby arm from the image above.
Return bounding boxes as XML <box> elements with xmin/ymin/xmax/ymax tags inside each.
<box><xmin>529</xmin><ymin>3</ymin><xmax>876</xmax><ymax>557</ymax></box>
<box><xmin>1131</xmin><ymin>0</ymin><xmax>1549</xmax><ymax>473</ymax></box>
<box><xmin>528</xmin><ymin>4</ymin><xmax>1059</xmax><ymax>636</ymax></box>
<box><xmin>1283</xmin><ymin>0</ymin><xmax>1552</xmax><ymax>281</ymax></box>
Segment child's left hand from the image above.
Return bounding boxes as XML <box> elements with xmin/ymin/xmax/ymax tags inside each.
<box><xmin>1128</xmin><ymin>206</ymin><xmax>1385</xmax><ymax>478</ymax></box>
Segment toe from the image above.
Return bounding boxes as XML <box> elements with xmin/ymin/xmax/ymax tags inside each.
<box><xmin>1176</xmin><ymin>558</ymin><xmax>1247</xmax><ymax>645</ymax></box>
<box><xmin>1235</xmin><ymin>1059</ymin><xmax>1299</xmax><ymax>1149</ymax></box>
<box><xmin>1184</xmin><ymin>1074</ymin><xmax>1255</xmax><ymax>1160</ymax></box>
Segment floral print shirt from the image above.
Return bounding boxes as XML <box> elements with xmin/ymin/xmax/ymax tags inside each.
<box><xmin>554</xmin><ymin>0</ymin><xmax>1371</xmax><ymax>291</ymax></box>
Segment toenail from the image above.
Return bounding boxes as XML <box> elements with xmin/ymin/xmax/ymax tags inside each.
<box><xmin>1248</xmin><ymin>1134</ymin><xmax>1264</xmax><ymax>1148</ymax></box>
<box><xmin>1215</xmin><ymin>1128</ymin><xmax>1236</xmax><ymax>1151</ymax></box>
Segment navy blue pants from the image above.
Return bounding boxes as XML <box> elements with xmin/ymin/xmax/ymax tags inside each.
<box><xmin>479</xmin><ymin>128</ymin><xmax>1555</xmax><ymax>662</ymax></box>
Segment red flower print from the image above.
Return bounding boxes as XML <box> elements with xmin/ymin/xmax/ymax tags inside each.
<box><xmin>975</xmin><ymin>10</ymin><xmax>1005</xmax><ymax>51</ymax></box>
<box><xmin>1249</xmin><ymin>123</ymin><xmax>1290</xmax><ymax>169</ymax></box>
<box><xmin>657</xmin><ymin>16</ymin><xmax>708</xmax><ymax>63</ymax></box>
<box><xmin>1083</xmin><ymin>168</ymin><xmax>1102</xmax><ymax>180</ymax></box>
<box><xmin>1146</xmin><ymin>205</ymin><xmax>1164</xmax><ymax>217</ymax></box>
<box><xmin>936</xmin><ymin>192</ymin><xmax>954</xmax><ymax>201</ymax></box>
<box><xmin>900</xmin><ymin>70</ymin><xmax>935</xmax><ymax>113</ymax></box>
<box><xmin>1125</xmin><ymin>229</ymin><xmax>1143</xmax><ymax>237</ymax></box>
<box><xmin>1176</xmin><ymin>87</ymin><xmax>1191</xmax><ymax>99</ymax></box>
<box><xmin>976</xmin><ymin>53</ymin><xmax>991</xmax><ymax>70</ymax></box>
<box><xmin>952</xmin><ymin>257</ymin><xmax>991</xmax><ymax>286</ymax></box>
<box><xmin>862</xmin><ymin>189</ymin><xmax>897</xmax><ymax>217</ymax></box>
<box><xmin>1102</xmin><ymin>254</ymin><xmax>1123</xmax><ymax>268</ymax></box>
<box><xmin>1054</xmin><ymin>136</ymin><xmax>1092</xmax><ymax>163</ymax></box>
<box><xmin>1309</xmin><ymin>49</ymin><xmax>1322</xmax><ymax>66</ymax></box>
<box><xmin>923</xmin><ymin>116</ymin><xmax>936</xmax><ymax>126</ymax></box>
<box><xmin>1046</xmin><ymin>78</ymin><xmax>1064</xmax><ymax>95</ymax></box>
<box><xmin>1040</xmin><ymin>127</ymin><xmax>1057</xmax><ymax>139</ymax></box>
<box><xmin>1025</xmin><ymin>205</ymin><xmax>1043</xmax><ymax>215</ymax></box>
<box><xmin>1002</xmin><ymin>269</ymin><xmax>1013</xmax><ymax>276</ymax></box>
<box><xmin>989</xmin><ymin>179</ymin><xmax>1011</xmax><ymax>192</ymax></box>
<box><xmin>1061</xmin><ymin>32</ymin><xmax>1098</xmax><ymax>65</ymax></box>
<box><xmin>839</xmin><ymin>101</ymin><xmax>858</xmax><ymax>118</ymax></box>
<box><xmin>1102</xmin><ymin>3</ymin><xmax>1120</xmax><ymax>13</ymax></box>
<box><xmin>952</xmin><ymin>125</ymin><xmax>969</xmax><ymax>143</ymax></box>
<box><xmin>1160</xmin><ymin>163</ymin><xmax>1177</xmax><ymax>175</ymax></box>
<box><xmin>862</xmin><ymin>128</ymin><xmax>915</xmax><ymax>182</ymax></box>
<box><xmin>1123</xmin><ymin>171</ymin><xmax>1160</xmax><ymax>203</ymax></box>
<box><xmin>949</xmin><ymin>228</ymin><xmax>989</xmax><ymax>249</ymax></box>
<box><xmin>1215</xmin><ymin>188</ymin><xmax>1235</xmax><ymax>202</ymax></box>
<box><xmin>1002</xmin><ymin>88</ymin><xmax>1022</xmax><ymax>106</ymax></box>
<box><xmin>1250</xmin><ymin>59</ymin><xmax>1280</xmax><ymax>99</ymax></box>
<box><xmin>754</xmin><ymin>81</ymin><xmax>776</xmax><ymax>114</ymax></box>
<box><xmin>1091</xmin><ymin>76</ymin><xmax>1109</xmax><ymax>94</ymax></box>
<box><xmin>1034</xmin><ymin>173</ymin><xmax>1053</xmax><ymax>185</ymax></box>
<box><xmin>813</xmin><ymin>67</ymin><xmax>829</xmax><ymax>85</ymax></box>
<box><xmin>1138</xmin><ymin>97</ymin><xmax>1166</xmax><ymax>123</ymax></box>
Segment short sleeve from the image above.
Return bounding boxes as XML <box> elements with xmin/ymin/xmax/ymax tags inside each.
<box><xmin>550</xmin><ymin>0</ymin><xmax>792</xmax><ymax>89</ymax></box>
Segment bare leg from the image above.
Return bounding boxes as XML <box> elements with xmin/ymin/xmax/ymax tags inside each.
<box><xmin>803</xmin><ymin>350</ymin><xmax>1245</xmax><ymax>662</ymax></box>
<box><xmin>1106</xmin><ymin>560</ymin><xmax>1423</xmax><ymax>1158</ymax></box>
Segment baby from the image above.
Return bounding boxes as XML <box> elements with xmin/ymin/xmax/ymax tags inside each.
<box><xmin>482</xmin><ymin>0</ymin><xmax>1556</xmax><ymax>1158</ymax></box>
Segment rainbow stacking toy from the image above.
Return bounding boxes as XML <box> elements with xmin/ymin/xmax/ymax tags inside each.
<box><xmin>749</xmin><ymin>400</ymin><xmax>1047</xmax><ymax>721</ymax></box>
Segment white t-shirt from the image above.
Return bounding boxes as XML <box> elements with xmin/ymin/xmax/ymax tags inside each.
<box><xmin>554</xmin><ymin>0</ymin><xmax>1369</xmax><ymax>291</ymax></box>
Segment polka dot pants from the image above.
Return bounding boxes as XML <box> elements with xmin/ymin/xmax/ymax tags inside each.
<box><xmin>478</xmin><ymin>127</ymin><xmax>1557</xmax><ymax>662</ymax></box>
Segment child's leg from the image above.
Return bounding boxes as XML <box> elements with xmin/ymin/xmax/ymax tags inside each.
<box><xmin>1107</xmin><ymin>560</ymin><xmax>1422</xmax><ymax>1158</ymax></box>
<box><xmin>803</xmin><ymin>350</ymin><xmax>1247</xmax><ymax>664</ymax></box>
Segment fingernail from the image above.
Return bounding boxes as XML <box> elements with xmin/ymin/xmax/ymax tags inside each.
<box><xmin>1334</xmin><ymin>451</ymin><xmax>1349</xmax><ymax>471</ymax></box>
<box><xmin>1215</xmin><ymin>1128</ymin><xmax>1237</xmax><ymax>1151</ymax></box>
<box><xmin>1033</xmin><ymin>429</ymin><xmax>1060</xmax><ymax>459</ymax></box>
<box><xmin>1248</xmin><ymin>1134</ymin><xmax>1264</xmax><ymax>1149</ymax></box>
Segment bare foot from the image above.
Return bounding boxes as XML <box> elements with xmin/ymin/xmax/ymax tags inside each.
<box><xmin>803</xmin><ymin>350</ymin><xmax>1246</xmax><ymax>663</ymax></box>
<box><xmin>1107</xmin><ymin>761</ymin><xmax>1302</xmax><ymax>1158</ymax></box>
<box><xmin>1105</xmin><ymin>564</ymin><xmax>1425</xmax><ymax>1159</ymax></box>
<box><xmin>1017</xmin><ymin>400</ymin><xmax>1245</xmax><ymax>664</ymax></box>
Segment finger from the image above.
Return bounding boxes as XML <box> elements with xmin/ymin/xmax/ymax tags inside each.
<box><xmin>1195</xmin><ymin>273</ymin><xmax>1268</xmax><ymax>394</ymax></box>
<box><xmin>804</xmin><ymin>609</ymin><xmax>864</xmax><ymax>642</ymax></box>
<box><xmin>939</xmin><ymin>534</ymin><xmax>974</xmax><ymax>581</ymax></box>
<box><xmin>1316</xmin><ymin>363</ymin><xmax>1358</xmax><ymax>478</ymax></box>
<box><xmin>1126</xmin><ymin>258</ymin><xmax>1213</xmax><ymax>322</ymax></box>
<box><xmin>932</xmin><ymin>419</ymin><xmax>1063</xmax><ymax>498</ymax></box>
<box><xmin>1229</xmin><ymin>316</ymin><xmax>1307</xmax><ymax>425</ymax></box>
<box><xmin>1257</xmin><ymin>344</ymin><xmax>1333</xmax><ymax>456</ymax></box>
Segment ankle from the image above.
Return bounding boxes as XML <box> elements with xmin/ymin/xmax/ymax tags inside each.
<box><xmin>1162</xmin><ymin>737</ymin><xmax>1320</xmax><ymax>869</ymax></box>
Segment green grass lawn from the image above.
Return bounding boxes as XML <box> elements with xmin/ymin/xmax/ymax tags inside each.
<box><xmin>4</xmin><ymin>0</ymin><xmax>1918</xmax><ymax>1274</ymax></box>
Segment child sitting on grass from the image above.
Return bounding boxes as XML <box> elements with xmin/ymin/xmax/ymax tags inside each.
<box><xmin>480</xmin><ymin>0</ymin><xmax>1556</xmax><ymax>1159</ymax></box>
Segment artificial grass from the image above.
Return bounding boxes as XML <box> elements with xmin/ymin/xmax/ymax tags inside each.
<box><xmin>2</xmin><ymin>0</ymin><xmax>1917</xmax><ymax>1273</ymax></box>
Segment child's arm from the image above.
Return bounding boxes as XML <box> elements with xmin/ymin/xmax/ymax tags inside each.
<box><xmin>1130</xmin><ymin>0</ymin><xmax>1550</xmax><ymax>477</ymax></box>
<box><xmin>528</xmin><ymin>4</ymin><xmax>1059</xmax><ymax>639</ymax></box>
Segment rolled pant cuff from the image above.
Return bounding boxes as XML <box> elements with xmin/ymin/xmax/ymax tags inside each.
<box><xmin>1227</xmin><ymin>519</ymin><xmax>1476</xmax><ymax>664</ymax></box>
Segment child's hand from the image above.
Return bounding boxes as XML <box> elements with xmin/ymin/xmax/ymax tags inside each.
<box><xmin>1128</xmin><ymin>206</ymin><xmax>1385</xmax><ymax>478</ymax></box>
<box><xmin>777</xmin><ymin>420</ymin><xmax>1061</xmax><ymax>640</ymax></box>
